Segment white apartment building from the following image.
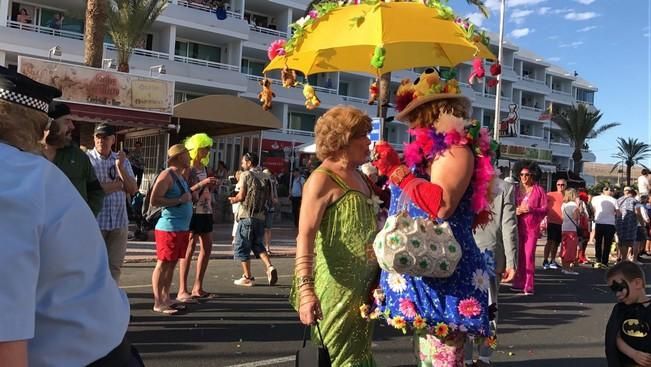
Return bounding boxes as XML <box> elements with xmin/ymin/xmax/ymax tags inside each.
<box><xmin>0</xmin><ymin>0</ymin><xmax>598</xmax><ymax>186</ymax></box>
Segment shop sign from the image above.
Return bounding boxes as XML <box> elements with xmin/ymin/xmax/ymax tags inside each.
<box><xmin>18</xmin><ymin>56</ymin><xmax>174</xmax><ymax>113</ymax></box>
<box><xmin>500</xmin><ymin>144</ymin><xmax>552</xmax><ymax>162</ymax></box>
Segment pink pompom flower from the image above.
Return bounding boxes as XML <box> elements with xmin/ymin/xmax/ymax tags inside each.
<box><xmin>267</xmin><ymin>39</ymin><xmax>286</xmax><ymax>61</ymax></box>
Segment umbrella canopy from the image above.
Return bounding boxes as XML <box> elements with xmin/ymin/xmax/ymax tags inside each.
<box><xmin>295</xmin><ymin>142</ymin><xmax>316</xmax><ymax>154</ymax></box>
<box><xmin>264</xmin><ymin>1</ymin><xmax>495</xmax><ymax>76</ymax></box>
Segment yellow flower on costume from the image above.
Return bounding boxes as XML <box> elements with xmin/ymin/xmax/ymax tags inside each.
<box><xmin>391</xmin><ymin>316</ymin><xmax>407</xmax><ymax>330</ymax></box>
<box><xmin>413</xmin><ymin>315</ymin><xmax>427</xmax><ymax>330</ymax></box>
<box><xmin>359</xmin><ymin>304</ymin><xmax>370</xmax><ymax>319</ymax></box>
<box><xmin>434</xmin><ymin>322</ymin><xmax>449</xmax><ymax>338</ymax></box>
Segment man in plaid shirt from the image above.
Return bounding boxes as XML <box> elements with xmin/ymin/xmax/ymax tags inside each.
<box><xmin>87</xmin><ymin>124</ymin><xmax>138</xmax><ymax>283</ymax></box>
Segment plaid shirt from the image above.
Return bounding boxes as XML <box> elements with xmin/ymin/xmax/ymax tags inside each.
<box><xmin>87</xmin><ymin>148</ymin><xmax>135</xmax><ymax>230</ymax></box>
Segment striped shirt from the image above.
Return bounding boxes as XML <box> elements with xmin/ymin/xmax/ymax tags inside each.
<box><xmin>87</xmin><ymin>148</ymin><xmax>135</xmax><ymax>230</ymax></box>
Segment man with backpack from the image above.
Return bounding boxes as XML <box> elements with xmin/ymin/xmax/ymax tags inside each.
<box><xmin>228</xmin><ymin>153</ymin><xmax>278</xmax><ymax>287</ymax></box>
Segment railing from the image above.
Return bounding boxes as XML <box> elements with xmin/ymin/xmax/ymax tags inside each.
<box><xmin>519</xmin><ymin>133</ymin><xmax>545</xmax><ymax>140</ymax></box>
<box><xmin>341</xmin><ymin>96</ymin><xmax>368</xmax><ymax>104</ymax></box>
<box><xmin>174</xmin><ymin>55</ymin><xmax>240</xmax><ymax>71</ymax></box>
<box><xmin>105</xmin><ymin>44</ymin><xmax>170</xmax><ymax>60</ymax></box>
<box><xmin>520</xmin><ymin>105</ymin><xmax>543</xmax><ymax>112</ymax></box>
<box><xmin>551</xmin><ymin>89</ymin><xmax>572</xmax><ymax>96</ymax></box>
<box><xmin>6</xmin><ymin>20</ymin><xmax>84</xmax><ymax>40</ymax></box>
<box><xmin>245</xmin><ymin>74</ymin><xmax>339</xmax><ymax>95</ymax></box>
<box><xmin>483</xmin><ymin>92</ymin><xmax>513</xmax><ymax>102</ymax></box>
<box><xmin>249</xmin><ymin>25</ymin><xmax>288</xmax><ymax>38</ymax></box>
<box><xmin>173</xmin><ymin>0</ymin><xmax>243</xmax><ymax>19</ymax></box>
<box><xmin>269</xmin><ymin>128</ymin><xmax>315</xmax><ymax>137</ymax></box>
<box><xmin>520</xmin><ymin>76</ymin><xmax>546</xmax><ymax>85</ymax></box>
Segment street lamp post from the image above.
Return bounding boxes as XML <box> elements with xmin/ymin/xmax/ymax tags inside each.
<box><xmin>492</xmin><ymin>0</ymin><xmax>507</xmax><ymax>143</ymax></box>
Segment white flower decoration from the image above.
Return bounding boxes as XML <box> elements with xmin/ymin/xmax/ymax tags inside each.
<box><xmin>367</xmin><ymin>194</ymin><xmax>383</xmax><ymax>214</ymax></box>
<box><xmin>388</xmin><ymin>272</ymin><xmax>407</xmax><ymax>293</ymax></box>
<box><xmin>295</xmin><ymin>16</ymin><xmax>311</xmax><ymax>28</ymax></box>
<box><xmin>471</xmin><ymin>269</ymin><xmax>490</xmax><ymax>293</ymax></box>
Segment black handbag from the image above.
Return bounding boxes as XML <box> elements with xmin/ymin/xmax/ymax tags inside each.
<box><xmin>295</xmin><ymin>321</ymin><xmax>331</xmax><ymax>367</ymax></box>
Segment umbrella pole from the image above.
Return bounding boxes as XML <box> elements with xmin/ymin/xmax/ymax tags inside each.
<box><xmin>492</xmin><ymin>0</ymin><xmax>507</xmax><ymax>143</ymax></box>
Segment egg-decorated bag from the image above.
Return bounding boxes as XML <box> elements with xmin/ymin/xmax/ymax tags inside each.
<box><xmin>373</xmin><ymin>178</ymin><xmax>462</xmax><ymax>278</ymax></box>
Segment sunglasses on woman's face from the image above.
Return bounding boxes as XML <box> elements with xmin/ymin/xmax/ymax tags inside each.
<box><xmin>520</xmin><ymin>173</ymin><xmax>531</xmax><ymax>177</ymax></box>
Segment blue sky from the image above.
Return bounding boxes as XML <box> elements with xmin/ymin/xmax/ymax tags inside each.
<box><xmin>454</xmin><ymin>0</ymin><xmax>650</xmax><ymax>165</ymax></box>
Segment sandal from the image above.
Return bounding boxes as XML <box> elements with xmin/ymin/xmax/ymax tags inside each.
<box><xmin>176</xmin><ymin>296</ymin><xmax>199</xmax><ymax>304</ymax></box>
<box><xmin>192</xmin><ymin>292</ymin><xmax>217</xmax><ymax>299</ymax></box>
<box><xmin>152</xmin><ymin>306</ymin><xmax>178</xmax><ymax>315</ymax></box>
<box><xmin>168</xmin><ymin>302</ymin><xmax>187</xmax><ymax>310</ymax></box>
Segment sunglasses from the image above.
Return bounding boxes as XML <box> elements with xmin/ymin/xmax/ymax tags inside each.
<box><xmin>609</xmin><ymin>279</ymin><xmax>628</xmax><ymax>294</ymax></box>
<box><xmin>520</xmin><ymin>173</ymin><xmax>531</xmax><ymax>177</ymax></box>
<box><xmin>557</xmin><ymin>184</ymin><xmax>566</xmax><ymax>187</ymax></box>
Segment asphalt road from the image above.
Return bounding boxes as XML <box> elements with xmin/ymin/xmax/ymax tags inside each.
<box><xmin>120</xmin><ymin>249</ymin><xmax>626</xmax><ymax>367</ymax></box>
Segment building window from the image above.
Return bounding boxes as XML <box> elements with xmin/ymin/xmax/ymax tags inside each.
<box><xmin>289</xmin><ymin>112</ymin><xmax>317</xmax><ymax>132</ymax></box>
<box><xmin>240</xmin><ymin>59</ymin><xmax>265</xmax><ymax>76</ymax></box>
<box><xmin>576</xmin><ymin>89</ymin><xmax>594</xmax><ymax>104</ymax></box>
<box><xmin>338</xmin><ymin>81</ymin><xmax>349</xmax><ymax>95</ymax></box>
<box><xmin>175</xmin><ymin>41</ymin><xmax>221</xmax><ymax>62</ymax></box>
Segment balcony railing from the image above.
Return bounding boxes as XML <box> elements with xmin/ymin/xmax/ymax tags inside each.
<box><xmin>6</xmin><ymin>20</ymin><xmax>84</xmax><ymax>40</ymax></box>
<box><xmin>551</xmin><ymin>89</ymin><xmax>572</xmax><ymax>96</ymax></box>
<box><xmin>174</xmin><ymin>0</ymin><xmax>243</xmax><ymax>19</ymax></box>
<box><xmin>245</xmin><ymin>74</ymin><xmax>338</xmax><ymax>95</ymax></box>
<box><xmin>520</xmin><ymin>76</ymin><xmax>546</xmax><ymax>85</ymax></box>
<box><xmin>520</xmin><ymin>105</ymin><xmax>543</xmax><ymax>112</ymax></box>
<box><xmin>249</xmin><ymin>25</ymin><xmax>288</xmax><ymax>38</ymax></box>
<box><xmin>105</xmin><ymin>44</ymin><xmax>170</xmax><ymax>60</ymax></box>
<box><xmin>519</xmin><ymin>133</ymin><xmax>545</xmax><ymax>140</ymax></box>
<box><xmin>174</xmin><ymin>55</ymin><xmax>240</xmax><ymax>71</ymax></box>
<box><xmin>341</xmin><ymin>96</ymin><xmax>367</xmax><ymax>104</ymax></box>
<box><xmin>269</xmin><ymin>128</ymin><xmax>315</xmax><ymax>137</ymax></box>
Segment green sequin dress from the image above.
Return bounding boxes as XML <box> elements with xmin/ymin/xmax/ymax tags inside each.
<box><xmin>290</xmin><ymin>167</ymin><xmax>380</xmax><ymax>367</ymax></box>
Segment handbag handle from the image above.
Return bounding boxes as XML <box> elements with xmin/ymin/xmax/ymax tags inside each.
<box><xmin>302</xmin><ymin>321</ymin><xmax>329</xmax><ymax>356</ymax></box>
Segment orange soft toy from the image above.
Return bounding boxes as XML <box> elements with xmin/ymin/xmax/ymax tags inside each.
<box><xmin>258</xmin><ymin>78</ymin><xmax>275</xmax><ymax>111</ymax></box>
<box><xmin>368</xmin><ymin>80</ymin><xmax>379</xmax><ymax>105</ymax></box>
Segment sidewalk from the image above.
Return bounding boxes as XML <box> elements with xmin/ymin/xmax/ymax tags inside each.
<box><xmin>125</xmin><ymin>222</ymin><xmax>299</xmax><ymax>263</ymax></box>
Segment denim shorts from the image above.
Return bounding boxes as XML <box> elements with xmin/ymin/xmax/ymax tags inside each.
<box><xmin>233</xmin><ymin>217</ymin><xmax>266</xmax><ymax>261</ymax></box>
<box><xmin>264</xmin><ymin>211</ymin><xmax>273</xmax><ymax>229</ymax></box>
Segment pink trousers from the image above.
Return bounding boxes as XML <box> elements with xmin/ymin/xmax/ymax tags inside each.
<box><xmin>512</xmin><ymin>220</ymin><xmax>539</xmax><ymax>293</ymax></box>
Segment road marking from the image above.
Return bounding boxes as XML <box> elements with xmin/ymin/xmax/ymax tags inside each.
<box><xmin>120</xmin><ymin>284</ymin><xmax>153</xmax><ymax>289</ymax></box>
<box><xmin>222</xmin><ymin>356</ymin><xmax>295</xmax><ymax>367</ymax></box>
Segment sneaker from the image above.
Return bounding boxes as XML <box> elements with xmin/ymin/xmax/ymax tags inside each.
<box><xmin>549</xmin><ymin>261</ymin><xmax>560</xmax><ymax>270</ymax></box>
<box><xmin>267</xmin><ymin>266</ymin><xmax>278</xmax><ymax>286</ymax></box>
<box><xmin>542</xmin><ymin>259</ymin><xmax>550</xmax><ymax>270</ymax></box>
<box><xmin>561</xmin><ymin>269</ymin><xmax>579</xmax><ymax>275</ymax></box>
<box><xmin>234</xmin><ymin>275</ymin><xmax>255</xmax><ymax>287</ymax></box>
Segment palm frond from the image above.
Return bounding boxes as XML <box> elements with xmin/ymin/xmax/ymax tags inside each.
<box><xmin>465</xmin><ymin>0</ymin><xmax>490</xmax><ymax>17</ymax></box>
<box><xmin>107</xmin><ymin>0</ymin><xmax>168</xmax><ymax>68</ymax></box>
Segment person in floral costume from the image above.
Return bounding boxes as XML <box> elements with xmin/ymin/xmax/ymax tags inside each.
<box><xmin>371</xmin><ymin>69</ymin><xmax>497</xmax><ymax>366</ymax></box>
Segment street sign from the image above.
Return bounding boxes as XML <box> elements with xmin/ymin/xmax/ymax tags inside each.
<box><xmin>369</xmin><ymin>117</ymin><xmax>383</xmax><ymax>143</ymax></box>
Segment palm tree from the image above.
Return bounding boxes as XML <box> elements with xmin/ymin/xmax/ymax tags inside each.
<box><xmin>552</xmin><ymin>103</ymin><xmax>619</xmax><ymax>174</ymax></box>
<box><xmin>84</xmin><ymin>0</ymin><xmax>108</xmax><ymax>67</ymax></box>
<box><xmin>611</xmin><ymin>137</ymin><xmax>651</xmax><ymax>186</ymax></box>
<box><xmin>107</xmin><ymin>0</ymin><xmax>167</xmax><ymax>73</ymax></box>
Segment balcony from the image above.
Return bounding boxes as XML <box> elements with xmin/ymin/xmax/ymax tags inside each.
<box><xmin>160</xmin><ymin>1</ymin><xmax>249</xmax><ymax>39</ymax></box>
<box><xmin>0</xmin><ymin>21</ymin><xmax>85</xmax><ymax>61</ymax></box>
<box><xmin>515</xmin><ymin>75</ymin><xmax>551</xmax><ymax>94</ymax></box>
<box><xmin>518</xmin><ymin>105</ymin><xmax>544</xmax><ymax>121</ymax></box>
<box><xmin>546</xmin><ymin>89</ymin><xmax>574</xmax><ymax>105</ymax></box>
<box><xmin>247</xmin><ymin>25</ymin><xmax>288</xmax><ymax>48</ymax></box>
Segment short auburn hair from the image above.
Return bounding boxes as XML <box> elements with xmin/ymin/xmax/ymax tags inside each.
<box><xmin>315</xmin><ymin>105</ymin><xmax>371</xmax><ymax>161</ymax></box>
<box><xmin>404</xmin><ymin>99</ymin><xmax>469</xmax><ymax>128</ymax></box>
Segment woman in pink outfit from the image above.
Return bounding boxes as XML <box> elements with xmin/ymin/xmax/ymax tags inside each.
<box><xmin>511</xmin><ymin>162</ymin><xmax>547</xmax><ymax>295</ymax></box>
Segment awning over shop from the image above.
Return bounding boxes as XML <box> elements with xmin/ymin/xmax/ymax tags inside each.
<box><xmin>172</xmin><ymin>95</ymin><xmax>282</xmax><ymax>137</ymax></box>
<box><xmin>67</xmin><ymin>102</ymin><xmax>171</xmax><ymax>129</ymax></box>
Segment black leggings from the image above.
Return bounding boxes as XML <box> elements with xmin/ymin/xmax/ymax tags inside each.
<box><xmin>594</xmin><ymin>223</ymin><xmax>616</xmax><ymax>265</ymax></box>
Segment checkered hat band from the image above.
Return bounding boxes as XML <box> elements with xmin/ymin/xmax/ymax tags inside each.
<box><xmin>0</xmin><ymin>88</ymin><xmax>49</xmax><ymax>113</ymax></box>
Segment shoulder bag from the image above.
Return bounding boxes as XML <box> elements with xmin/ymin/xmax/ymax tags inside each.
<box><xmin>373</xmin><ymin>178</ymin><xmax>462</xmax><ymax>278</ymax></box>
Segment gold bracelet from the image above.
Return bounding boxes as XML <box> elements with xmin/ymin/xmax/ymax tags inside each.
<box><xmin>296</xmin><ymin>275</ymin><xmax>316</xmax><ymax>287</ymax></box>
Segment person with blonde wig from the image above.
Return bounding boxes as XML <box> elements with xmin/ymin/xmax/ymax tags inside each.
<box><xmin>291</xmin><ymin>105</ymin><xmax>380</xmax><ymax>366</ymax></box>
<box><xmin>177</xmin><ymin>133</ymin><xmax>220</xmax><ymax>302</ymax></box>
<box><xmin>0</xmin><ymin>67</ymin><xmax>141</xmax><ymax>365</ymax></box>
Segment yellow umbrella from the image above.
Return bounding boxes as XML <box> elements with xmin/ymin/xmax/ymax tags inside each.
<box><xmin>264</xmin><ymin>1</ymin><xmax>495</xmax><ymax>76</ymax></box>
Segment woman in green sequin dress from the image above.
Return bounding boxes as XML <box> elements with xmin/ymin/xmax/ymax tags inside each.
<box><xmin>291</xmin><ymin>106</ymin><xmax>380</xmax><ymax>367</ymax></box>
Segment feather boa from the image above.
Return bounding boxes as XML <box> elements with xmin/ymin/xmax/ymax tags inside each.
<box><xmin>402</xmin><ymin>122</ymin><xmax>497</xmax><ymax>228</ymax></box>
